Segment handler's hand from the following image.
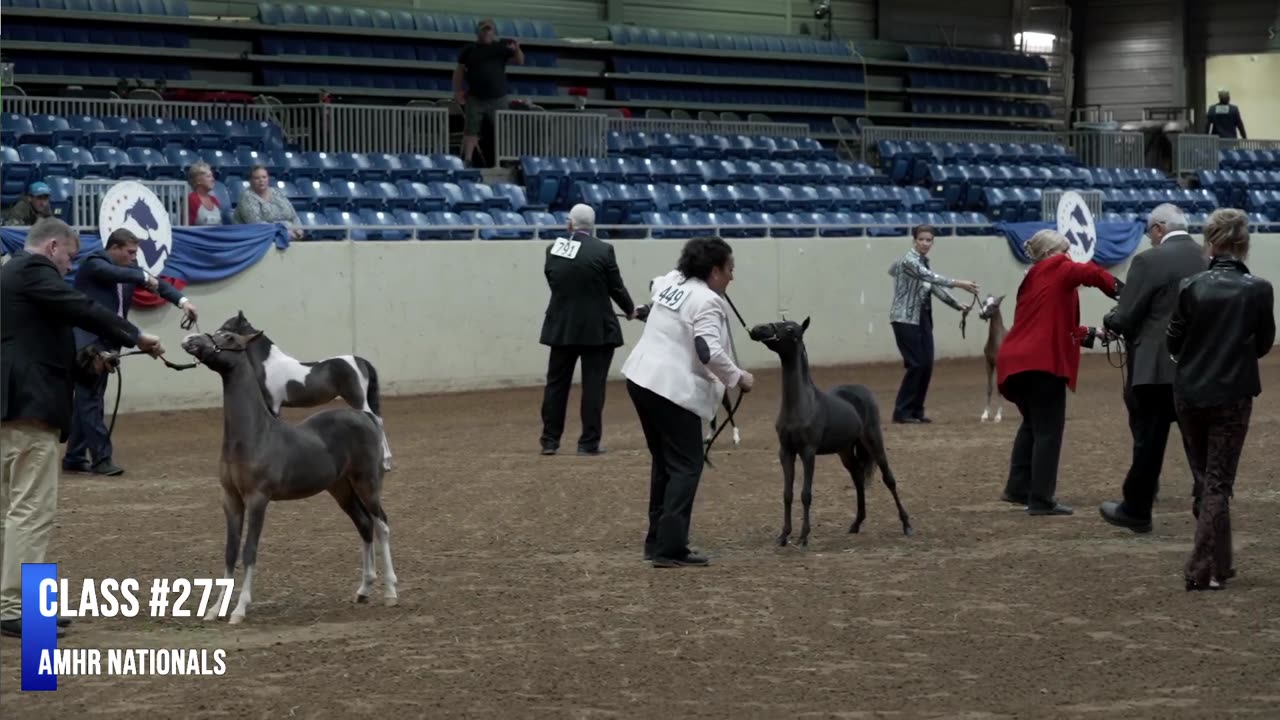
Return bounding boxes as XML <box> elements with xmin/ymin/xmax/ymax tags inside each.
<box><xmin>181</xmin><ymin>300</ymin><xmax>199</xmax><ymax>322</ymax></box>
<box><xmin>137</xmin><ymin>333</ymin><xmax>165</xmax><ymax>358</ymax></box>
<box><xmin>738</xmin><ymin>371</ymin><xmax>754</xmax><ymax>393</ymax></box>
<box><xmin>955</xmin><ymin>280</ymin><xmax>980</xmax><ymax>293</ymax></box>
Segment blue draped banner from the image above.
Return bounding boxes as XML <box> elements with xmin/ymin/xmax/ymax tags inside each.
<box><xmin>994</xmin><ymin>220</ymin><xmax>1145</xmax><ymax>267</ymax></box>
<box><xmin>1</xmin><ymin>223</ymin><xmax>290</xmax><ymax>298</ymax></box>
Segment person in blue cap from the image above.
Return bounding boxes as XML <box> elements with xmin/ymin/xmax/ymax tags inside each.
<box><xmin>3</xmin><ymin>181</ymin><xmax>54</xmax><ymax>226</ymax></box>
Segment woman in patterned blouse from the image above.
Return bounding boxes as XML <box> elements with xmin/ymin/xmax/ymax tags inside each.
<box><xmin>233</xmin><ymin>165</ymin><xmax>304</xmax><ymax>241</ymax></box>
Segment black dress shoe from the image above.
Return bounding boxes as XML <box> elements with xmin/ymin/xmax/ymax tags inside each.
<box><xmin>577</xmin><ymin>446</ymin><xmax>607</xmax><ymax>456</ymax></box>
<box><xmin>62</xmin><ymin>460</ymin><xmax>92</xmax><ymax>473</ymax></box>
<box><xmin>0</xmin><ymin>619</ymin><xmax>67</xmax><ymax>638</ymax></box>
<box><xmin>1027</xmin><ymin>503</ymin><xmax>1073</xmax><ymax>516</ymax></box>
<box><xmin>92</xmin><ymin>459</ymin><xmax>124</xmax><ymax>476</ymax></box>
<box><xmin>1000</xmin><ymin>492</ymin><xmax>1028</xmax><ymax>505</ymax></box>
<box><xmin>653</xmin><ymin>552</ymin><xmax>709</xmax><ymax>568</ymax></box>
<box><xmin>915</xmin><ymin>416</ymin><xmax>933</xmax><ymax>423</ymax></box>
<box><xmin>540</xmin><ymin>446</ymin><xmax>557</xmax><ymax>456</ymax></box>
<box><xmin>1099</xmin><ymin>501</ymin><xmax>1152</xmax><ymax>533</ymax></box>
<box><xmin>892</xmin><ymin>417</ymin><xmax>922</xmax><ymax>424</ymax></box>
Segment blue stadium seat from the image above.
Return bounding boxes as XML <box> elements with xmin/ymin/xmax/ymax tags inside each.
<box><xmin>43</xmin><ymin>176</ymin><xmax>75</xmax><ymax>220</ymax></box>
<box><xmin>355</xmin><ymin>209</ymin><xmax>410</xmax><ymax>240</ymax></box>
<box><xmin>55</xmin><ymin>145</ymin><xmax>107</xmax><ymax>178</ymax></box>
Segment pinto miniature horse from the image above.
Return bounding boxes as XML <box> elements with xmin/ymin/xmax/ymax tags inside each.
<box><xmin>217</xmin><ymin>311</ymin><xmax>393</xmax><ymax>470</ymax></box>
<box><xmin>748</xmin><ymin>317</ymin><xmax>913</xmax><ymax>546</ymax></box>
<box><xmin>976</xmin><ymin>294</ymin><xmax>1007</xmax><ymax>423</ymax></box>
<box><xmin>181</xmin><ymin>329</ymin><xmax>398</xmax><ymax>624</ymax></box>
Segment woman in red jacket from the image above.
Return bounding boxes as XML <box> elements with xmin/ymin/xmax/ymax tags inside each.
<box><xmin>996</xmin><ymin>229</ymin><xmax>1121</xmax><ymax>516</ymax></box>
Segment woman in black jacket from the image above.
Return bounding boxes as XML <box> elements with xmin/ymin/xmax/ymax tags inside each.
<box><xmin>1166</xmin><ymin>208</ymin><xmax>1276</xmax><ymax>591</ymax></box>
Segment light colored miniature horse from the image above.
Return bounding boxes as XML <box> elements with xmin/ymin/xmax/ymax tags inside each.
<box><xmin>977</xmin><ymin>294</ymin><xmax>1007</xmax><ymax>423</ymax></box>
<box><xmin>181</xmin><ymin>329</ymin><xmax>398</xmax><ymax>624</ymax></box>
<box><xmin>217</xmin><ymin>311</ymin><xmax>393</xmax><ymax>470</ymax></box>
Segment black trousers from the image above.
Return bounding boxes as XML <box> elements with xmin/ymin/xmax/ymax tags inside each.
<box><xmin>1002</xmin><ymin>370</ymin><xmax>1068</xmax><ymax>510</ymax></box>
<box><xmin>1119</xmin><ymin>383</ymin><xmax>1183</xmax><ymax>519</ymax></box>
<box><xmin>891</xmin><ymin>308</ymin><xmax>934</xmax><ymax>421</ymax></box>
<box><xmin>626</xmin><ymin>379</ymin><xmax>704</xmax><ymax>559</ymax></box>
<box><xmin>66</xmin><ymin>371</ymin><xmax>111</xmax><ymax>466</ymax></box>
<box><xmin>539</xmin><ymin>345</ymin><xmax>614</xmax><ymax>451</ymax></box>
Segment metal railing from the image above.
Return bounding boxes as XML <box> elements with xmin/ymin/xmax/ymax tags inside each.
<box><xmin>608</xmin><ymin>117</ymin><xmax>812</xmax><ymax>139</ymax></box>
<box><xmin>1041</xmin><ymin>189</ymin><xmax>1103</xmax><ymax>222</ymax></box>
<box><xmin>4</xmin><ymin>97</ymin><xmax>450</xmax><ymax>156</ymax></box>
<box><xmin>494</xmin><ymin>110</ymin><xmax>609</xmax><ymax>164</ymax></box>
<box><xmin>72</xmin><ymin>179</ymin><xmax>188</xmax><ymax>229</ymax></box>
<box><xmin>270</xmin><ymin>104</ymin><xmax>449</xmax><ymax>155</ymax></box>
<box><xmin>861</xmin><ymin>126</ymin><xmax>1146</xmax><ymax>168</ymax></box>
<box><xmin>1173</xmin><ymin>134</ymin><xmax>1280</xmax><ymax>174</ymax></box>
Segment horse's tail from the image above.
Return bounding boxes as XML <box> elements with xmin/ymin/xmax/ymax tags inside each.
<box><xmin>360</xmin><ymin>357</ymin><xmax>382</xmax><ymax>419</ymax></box>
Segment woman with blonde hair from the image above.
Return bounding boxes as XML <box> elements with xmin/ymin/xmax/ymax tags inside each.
<box><xmin>186</xmin><ymin>161</ymin><xmax>223</xmax><ymax>226</ymax></box>
<box><xmin>995</xmin><ymin>229</ymin><xmax>1121</xmax><ymax>515</ymax></box>
<box><xmin>1167</xmin><ymin>208</ymin><xmax>1275</xmax><ymax>590</ymax></box>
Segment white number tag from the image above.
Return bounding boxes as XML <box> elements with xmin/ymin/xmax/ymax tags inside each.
<box><xmin>654</xmin><ymin>284</ymin><xmax>689</xmax><ymax>311</ymax></box>
<box><xmin>549</xmin><ymin>237</ymin><xmax>581</xmax><ymax>259</ymax></box>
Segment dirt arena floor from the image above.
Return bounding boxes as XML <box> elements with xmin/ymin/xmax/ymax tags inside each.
<box><xmin>3</xmin><ymin>353</ymin><xmax>1280</xmax><ymax>718</ymax></box>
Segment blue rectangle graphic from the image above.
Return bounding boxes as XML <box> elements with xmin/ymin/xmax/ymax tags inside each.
<box><xmin>22</xmin><ymin>563</ymin><xmax>58</xmax><ymax>692</ymax></box>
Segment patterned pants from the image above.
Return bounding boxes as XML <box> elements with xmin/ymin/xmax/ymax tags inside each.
<box><xmin>1175</xmin><ymin>396</ymin><xmax>1253</xmax><ymax>588</ymax></box>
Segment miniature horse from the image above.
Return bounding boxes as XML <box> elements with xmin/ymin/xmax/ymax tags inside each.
<box><xmin>218</xmin><ymin>311</ymin><xmax>393</xmax><ymax>470</ymax></box>
<box><xmin>748</xmin><ymin>317</ymin><xmax>913</xmax><ymax>546</ymax></box>
<box><xmin>976</xmin><ymin>294</ymin><xmax>1007</xmax><ymax>423</ymax></box>
<box><xmin>181</xmin><ymin>329</ymin><xmax>398</xmax><ymax>624</ymax></box>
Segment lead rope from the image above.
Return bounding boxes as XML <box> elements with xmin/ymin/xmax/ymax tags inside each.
<box><xmin>103</xmin><ymin>311</ymin><xmax>202</xmax><ymax>443</ymax></box>
<box><xmin>703</xmin><ymin>292</ymin><xmax>749</xmax><ymax>468</ymax></box>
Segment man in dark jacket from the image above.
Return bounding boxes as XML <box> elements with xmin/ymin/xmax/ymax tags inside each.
<box><xmin>1099</xmin><ymin>203</ymin><xmax>1208</xmax><ymax>533</ymax></box>
<box><xmin>538</xmin><ymin>204</ymin><xmax>637</xmax><ymax>455</ymax></box>
<box><xmin>64</xmin><ymin>228</ymin><xmax>198</xmax><ymax>476</ymax></box>
<box><xmin>1205</xmin><ymin>89</ymin><xmax>1247</xmax><ymax>140</ymax></box>
<box><xmin>1</xmin><ymin>218</ymin><xmax>163</xmax><ymax>637</ymax></box>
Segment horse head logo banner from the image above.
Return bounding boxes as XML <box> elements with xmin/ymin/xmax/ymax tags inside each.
<box><xmin>98</xmin><ymin>181</ymin><xmax>173</xmax><ymax>277</ymax></box>
<box><xmin>1055</xmin><ymin>190</ymin><xmax>1097</xmax><ymax>264</ymax></box>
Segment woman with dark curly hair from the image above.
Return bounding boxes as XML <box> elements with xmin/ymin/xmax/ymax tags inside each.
<box><xmin>621</xmin><ymin>236</ymin><xmax>754</xmax><ymax>568</ymax></box>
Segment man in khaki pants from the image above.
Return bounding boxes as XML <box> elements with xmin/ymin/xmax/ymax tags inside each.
<box><xmin>1</xmin><ymin>218</ymin><xmax>163</xmax><ymax>638</ymax></box>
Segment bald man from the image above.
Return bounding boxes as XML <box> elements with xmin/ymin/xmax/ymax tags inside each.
<box><xmin>537</xmin><ymin>204</ymin><xmax>637</xmax><ymax>456</ymax></box>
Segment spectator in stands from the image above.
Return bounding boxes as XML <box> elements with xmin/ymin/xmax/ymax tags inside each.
<box><xmin>453</xmin><ymin>18</ymin><xmax>524</xmax><ymax>167</ymax></box>
<box><xmin>1167</xmin><ymin>208</ymin><xmax>1274</xmax><ymax>591</ymax></box>
<box><xmin>186</xmin><ymin>162</ymin><xmax>223</xmax><ymax>226</ymax></box>
<box><xmin>886</xmin><ymin>224</ymin><xmax>979</xmax><ymax>424</ymax></box>
<box><xmin>3</xmin><ymin>182</ymin><xmax>54</xmax><ymax>227</ymax></box>
<box><xmin>995</xmin><ymin>229</ymin><xmax>1121</xmax><ymax>517</ymax></box>
<box><xmin>233</xmin><ymin>165</ymin><xmax>304</xmax><ymax>241</ymax></box>
<box><xmin>1205</xmin><ymin>88</ymin><xmax>1247</xmax><ymax>140</ymax></box>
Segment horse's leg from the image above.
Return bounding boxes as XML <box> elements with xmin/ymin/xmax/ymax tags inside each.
<box><xmin>349</xmin><ymin>473</ymin><xmax>398</xmax><ymax>607</ymax></box>
<box><xmin>721</xmin><ymin>392</ymin><xmax>740</xmax><ymax>446</ymax></box>
<box><xmin>992</xmin><ymin>361</ymin><xmax>1003</xmax><ymax>423</ymax></box>
<box><xmin>778</xmin><ymin>446</ymin><xmax>796</xmax><ymax>546</ymax></box>
<box><xmin>328</xmin><ymin>482</ymin><xmax>376</xmax><ymax>603</ymax></box>
<box><xmin>229</xmin><ymin>493</ymin><xmax>270</xmax><ymax>624</ymax></box>
<box><xmin>839</xmin><ymin>446</ymin><xmax>869</xmax><ymax>534</ymax></box>
<box><xmin>867</xmin><ymin>427</ymin><xmax>913</xmax><ymax>536</ymax></box>
<box><xmin>798</xmin><ymin>449</ymin><xmax>818</xmax><ymax>547</ymax></box>
<box><xmin>205</xmin><ymin>488</ymin><xmax>244</xmax><ymax>622</ymax></box>
<box><xmin>982</xmin><ymin>359</ymin><xmax>993</xmax><ymax>421</ymax></box>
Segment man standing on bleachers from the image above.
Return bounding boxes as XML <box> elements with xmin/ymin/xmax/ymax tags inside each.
<box><xmin>1205</xmin><ymin>88</ymin><xmax>1247</xmax><ymax>140</ymax></box>
<box><xmin>454</xmin><ymin>18</ymin><xmax>524</xmax><ymax>168</ymax></box>
<box><xmin>3</xmin><ymin>182</ymin><xmax>54</xmax><ymax>227</ymax></box>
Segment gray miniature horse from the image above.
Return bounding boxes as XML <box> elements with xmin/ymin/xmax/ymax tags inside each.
<box><xmin>218</xmin><ymin>311</ymin><xmax>392</xmax><ymax>471</ymax></box>
<box><xmin>976</xmin><ymin>294</ymin><xmax>1007</xmax><ymax>423</ymax></box>
<box><xmin>181</xmin><ymin>329</ymin><xmax>398</xmax><ymax>624</ymax></box>
<box><xmin>748</xmin><ymin>317</ymin><xmax>913</xmax><ymax>546</ymax></box>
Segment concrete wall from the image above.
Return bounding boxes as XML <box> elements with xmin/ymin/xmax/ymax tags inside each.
<box><xmin>112</xmin><ymin>232</ymin><xmax>1280</xmax><ymax>415</ymax></box>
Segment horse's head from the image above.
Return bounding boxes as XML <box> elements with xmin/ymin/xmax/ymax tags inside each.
<box><xmin>218</xmin><ymin>310</ymin><xmax>260</xmax><ymax>336</ymax></box>
<box><xmin>181</xmin><ymin>329</ymin><xmax>261</xmax><ymax>374</ymax></box>
<box><xmin>977</xmin><ymin>294</ymin><xmax>1005</xmax><ymax>321</ymax></box>
<box><xmin>748</xmin><ymin>316</ymin><xmax>810</xmax><ymax>356</ymax></box>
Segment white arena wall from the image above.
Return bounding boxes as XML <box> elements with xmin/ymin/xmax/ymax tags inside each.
<box><xmin>111</xmin><ymin>233</ymin><xmax>1280</xmax><ymax>414</ymax></box>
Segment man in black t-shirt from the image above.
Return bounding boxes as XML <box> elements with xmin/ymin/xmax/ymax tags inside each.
<box><xmin>453</xmin><ymin>18</ymin><xmax>524</xmax><ymax>166</ymax></box>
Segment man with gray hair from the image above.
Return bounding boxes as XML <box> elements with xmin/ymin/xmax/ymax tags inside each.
<box><xmin>1</xmin><ymin>218</ymin><xmax>164</xmax><ymax>637</ymax></box>
<box><xmin>537</xmin><ymin>204</ymin><xmax>638</xmax><ymax>455</ymax></box>
<box><xmin>1100</xmin><ymin>203</ymin><xmax>1207</xmax><ymax>533</ymax></box>
<box><xmin>1205</xmin><ymin>88</ymin><xmax>1247</xmax><ymax>140</ymax></box>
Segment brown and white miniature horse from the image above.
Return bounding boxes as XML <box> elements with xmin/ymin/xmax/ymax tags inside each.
<box><xmin>181</xmin><ymin>329</ymin><xmax>398</xmax><ymax>624</ymax></box>
<box><xmin>977</xmin><ymin>294</ymin><xmax>1007</xmax><ymax>423</ymax></box>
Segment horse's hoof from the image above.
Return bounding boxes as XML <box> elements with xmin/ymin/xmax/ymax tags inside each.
<box><xmin>355</xmin><ymin>593</ymin><xmax>370</xmax><ymax>604</ymax></box>
<box><xmin>848</xmin><ymin>524</ymin><xmax>860</xmax><ymax>534</ymax></box>
<box><xmin>903</xmin><ymin>525</ymin><xmax>915</xmax><ymax>536</ymax></box>
<box><xmin>384</xmin><ymin>596</ymin><xmax>399</xmax><ymax>607</ymax></box>
<box><xmin>776</xmin><ymin>535</ymin><xmax>789</xmax><ymax>547</ymax></box>
<box><xmin>228</xmin><ymin>613</ymin><xmax>245</xmax><ymax>625</ymax></box>
<box><xmin>798</xmin><ymin>537</ymin><xmax>809</xmax><ymax>547</ymax></box>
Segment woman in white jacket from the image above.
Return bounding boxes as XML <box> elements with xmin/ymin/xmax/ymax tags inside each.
<box><xmin>621</xmin><ymin>236</ymin><xmax>755</xmax><ymax>568</ymax></box>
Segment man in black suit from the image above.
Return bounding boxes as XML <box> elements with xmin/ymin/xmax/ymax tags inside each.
<box><xmin>538</xmin><ymin>204</ymin><xmax>637</xmax><ymax>456</ymax></box>
<box><xmin>64</xmin><ymin>228</ymin><xmax>198</xmax><ymax>477</ymax></box>
<box><xmin>1</xmin><ymin>218</ymin><xmax>163</xmax><ymax>637</ymax></box>
<box><xmin>1100</xmin><ymin>203</ymin><xmax>1208</xmax><ymax>533</ymax></box>
<box><xmin>1205</xmin><ymin>88</ymin><xmax>1247</xmax><ymax>140</ymax></box>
